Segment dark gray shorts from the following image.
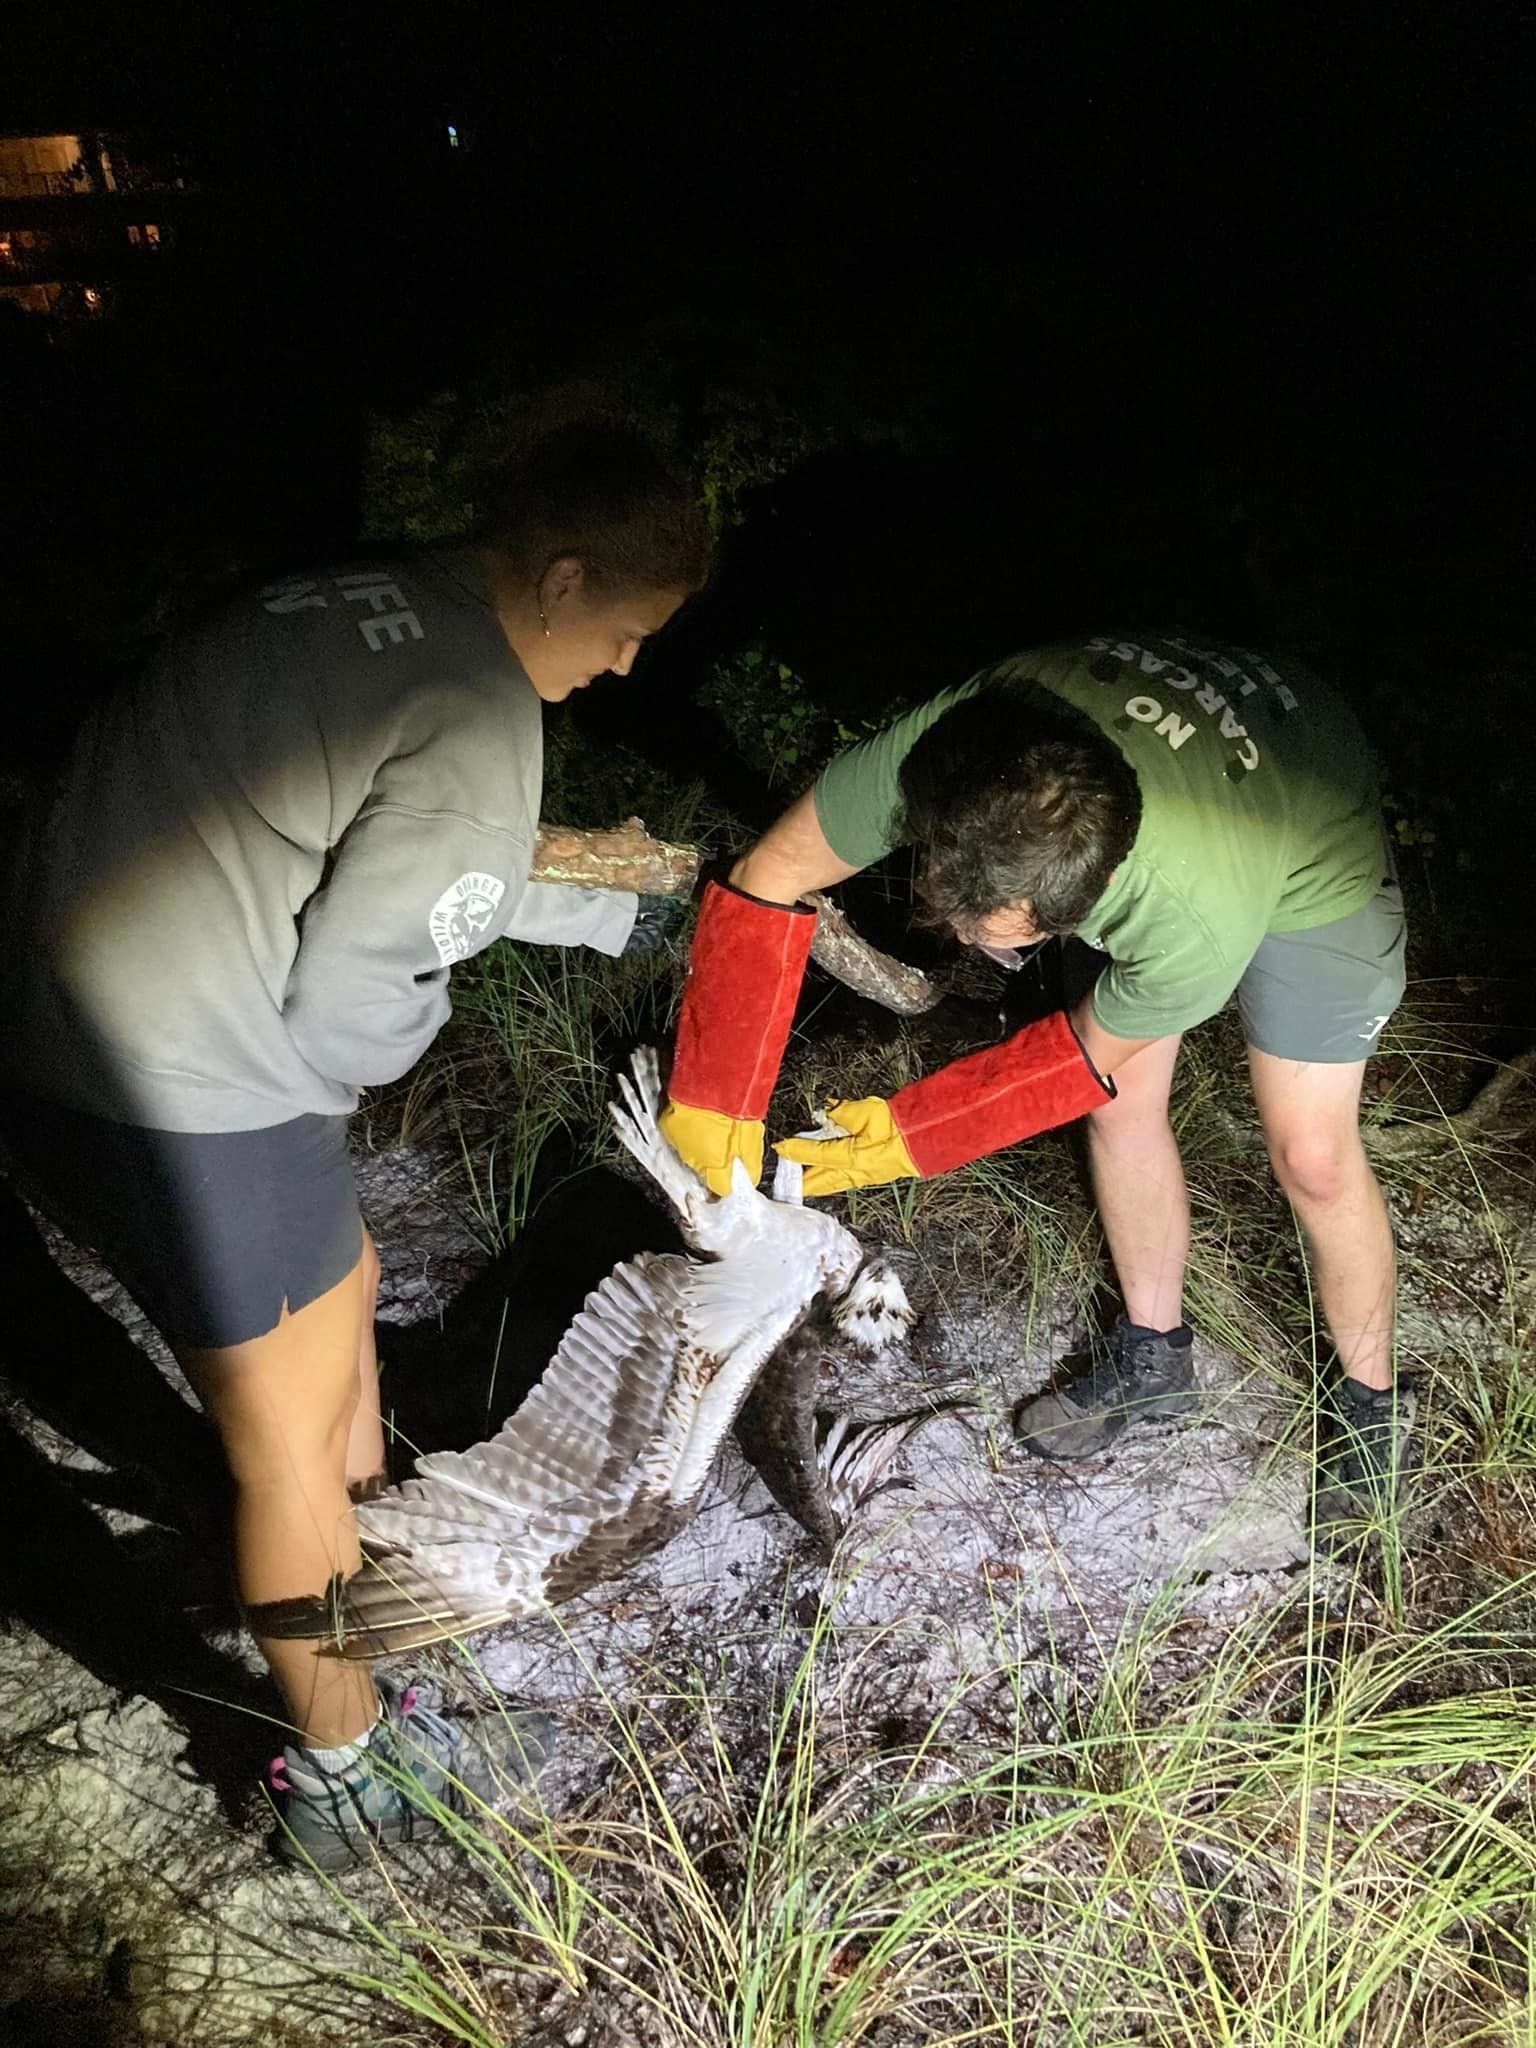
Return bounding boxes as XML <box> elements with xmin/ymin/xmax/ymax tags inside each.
<box><xmin>1237</xmin><ymin>869</ymin><xmax>1408</xmax><ymax>1064</ymax></box>
<box><xmin>0</xmin><ymin>1096</ymin><xmax>362</xmax><ymax>1351</ymax></box>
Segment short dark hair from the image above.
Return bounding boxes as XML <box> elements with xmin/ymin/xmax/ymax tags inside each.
<box><xmin>897</xmin><ymin>683</ymin><xmax>1142</xmax><ymax>936</ymax></box>
<box><xmin>480</xmin><ymin>423</ymin><xmax>713</xmax><ymax>598</ymax></box>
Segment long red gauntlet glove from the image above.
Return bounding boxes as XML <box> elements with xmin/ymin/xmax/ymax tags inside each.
<box><xmin>775</xmin><ymin>1008</ymin><xmax>1114</xmax><ymax>1197</ymax></box>
<box><xmin>659</xmin><ymin>879</ymin><xmax>816</xmax><ymax>1192</ymax></box>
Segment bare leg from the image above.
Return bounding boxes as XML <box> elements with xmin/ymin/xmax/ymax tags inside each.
<box><xmin>179</xmin><ymin>1254</ymin><xmax>379</xmax><ymax>1750</ymax></box>
<box><xmin>1247</xmin><ymin>1050</ymin><xmax>1395</xmax><ymax>1389</ymax></box>
<box><xmin>345</xmin><ymin>1231</ymin><xmax>387</xmax><ymax>1496</ymax></box>
<box><xmin>1084</xmin><ymin>1034</ymin><xmax>1188</xmax><ymax>1330</ymax></box>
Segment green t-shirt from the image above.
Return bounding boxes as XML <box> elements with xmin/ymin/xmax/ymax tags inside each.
<box><xmin>812</xmin><ymin>633</ymin><xmax>1387</xmax><ymax>1042</ymax></box>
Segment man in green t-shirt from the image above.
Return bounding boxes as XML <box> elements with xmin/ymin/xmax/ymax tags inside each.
<box><xmin>659</xmin><ymin>634</ymin><xmax>1410</xmax><ymax>1537</ymax></box>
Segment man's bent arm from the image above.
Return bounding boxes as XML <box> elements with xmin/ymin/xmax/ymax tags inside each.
<box><xmin>1070</xmin><ymin>995</ymin><xmax>1161</xmax><ymax>1081</ymax></box>
<box><xmin>730</xmin><ymin>790</ymin><xmax>864</xmax><ymax>905</ymax></box>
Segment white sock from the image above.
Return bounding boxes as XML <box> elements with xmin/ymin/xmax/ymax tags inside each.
<box><xmin>299</xmin><ymin>1712</ymin><xmax>384</xmax><ymax>1775</ymax></box>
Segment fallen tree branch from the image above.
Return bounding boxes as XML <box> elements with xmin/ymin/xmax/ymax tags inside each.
<box><xmin>531</xmin><ymin>819</ymin><xmax>702</xmax><ymax>896</ymax></box>
<box><xmin>531</xmin><ymin>818</ymin><xmax>940</xmax><ymax>1016</ymax></box>
<box><xmin>1366</xmin><ymin>1048</ymin><xmax>1536</xmax><ymax>1158</ymax></box>
<box><xmin>799</xmin><ymin>889</ymin><xmax>938</xmax><ymax>1016</ymax></box>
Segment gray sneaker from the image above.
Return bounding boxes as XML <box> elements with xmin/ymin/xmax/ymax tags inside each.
<box><xmin>1313</xmin><ymin>1375</ymin><xmax>1418</xmax><ymax>1543</ymax></box>
<box><xmin>267</xmin><ymin>1677</ymin><xmax>554</xmax><ymax>1871</ymax></box>
<box><xmin>1015</xmin><ymin>1318</ymin><xmax>1198</xmax><ymax>1459</ymax></box>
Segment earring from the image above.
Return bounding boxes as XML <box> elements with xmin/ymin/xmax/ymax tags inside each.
<box><xmin>538</xmin><ymin>600</ymin><xmax>551</xmax><ymax>638</ymax></box>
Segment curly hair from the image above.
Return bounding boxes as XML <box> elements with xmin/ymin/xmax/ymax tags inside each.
<box><xmin>479</xmin><ymin>424</ymin><xmax>713</xmax><ymax>598</ymax></box>
<box><xmin>897</xmin><ymin>683</ymin><xmax>1142</xmax><ymax>936</ymax></box>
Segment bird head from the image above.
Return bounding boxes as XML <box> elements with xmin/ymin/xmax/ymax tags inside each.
<box><xmin>829</xmin><ymin>1256</ymin><xmax>916</xmax><ymax>1355</ymax></box>
<box><xmin>770</xmin><ymin>1154</ymin><xmax>910</xmax><ymax>1342</ymax></box>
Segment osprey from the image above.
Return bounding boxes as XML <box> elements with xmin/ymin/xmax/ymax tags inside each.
<box><xmin>266</xmin><ymin>1048</ymin><xmax>913</xmax><ymax>1657</ymax></box>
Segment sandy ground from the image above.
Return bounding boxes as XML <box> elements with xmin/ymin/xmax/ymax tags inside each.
<box><xmin>0</xmin><ymin>1133</ymin><xmax>1471</xmax><ymax>2048</ymax></box>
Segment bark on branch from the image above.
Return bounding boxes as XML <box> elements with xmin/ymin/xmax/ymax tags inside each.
<box><xmin>1365</xmin><ymin>1048</ymin><xmax>1536</xmax><ymax>1157</ymax></box>
<box><xmin>531</xmin><ymin>818</ymin><xmax>940</xmax><ymax>1016</ymax></box>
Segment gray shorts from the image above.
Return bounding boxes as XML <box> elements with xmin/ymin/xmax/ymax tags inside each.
<box><xmin>0</xmin><ymin>1095</ymin><xmax>363</xmax><ymax>1351</ymax></box>
<box><xmin>1237</xmin><ymin>868</ymin><xmax>1407</xmax><ymax>1064</ymax></box>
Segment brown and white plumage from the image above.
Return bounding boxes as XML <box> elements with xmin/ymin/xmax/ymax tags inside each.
<box><xmin>275</xmin><ymin>1048</ymin><xmax>909</xmax><ymax>1658</ymax></box>
<box><xmin>734</xmin><ymin>1328</ymin><xmax>964</xmax><ymax>1558</ymax></box>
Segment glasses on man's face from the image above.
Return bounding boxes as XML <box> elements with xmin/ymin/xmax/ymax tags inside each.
<box><xmin>969</xmin><ymin>936</ymin><xmax>1050</xmax><ymax>971</ymax></box>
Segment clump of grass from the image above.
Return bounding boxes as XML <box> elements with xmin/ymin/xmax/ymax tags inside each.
<box><xmin>334</xmin><ymin>1558</ymin><xmax>1536</xmax><ymax>2047</ymax></box>
<box><xmin>437</xmin><ymin>944</ymin><xmax>681</xmax><ymax>1249</ymax></box>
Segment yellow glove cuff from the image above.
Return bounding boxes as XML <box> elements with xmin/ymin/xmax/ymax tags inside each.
<box><xmin>657</xmin><ymin>1100</ymin><xmax>765</xmax><ymax>1196</ymax></box>
<box><xmin>772</xmin><ymin>1096</ymin><xmax>920</xmax><ymax>1197</ymax></box>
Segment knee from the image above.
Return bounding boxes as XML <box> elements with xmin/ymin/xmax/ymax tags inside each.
<box><xmin>216</xmin><ymin>1373</ymin><xmax>360</xmax><ymax>1493</ymax></box>
<box><xmin>1268</xmin><ymin>1130</ymin><xmax>1363</xmax><ymax>1209</ymax></box>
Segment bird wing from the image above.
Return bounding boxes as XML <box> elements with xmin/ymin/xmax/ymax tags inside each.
<box><xmin>337</xmin><ymin>1234</ymin><xmax>819</xmax><ymax>1653</ymax></box>
<box><xmin>357</xmin><ymin>1251</ymin><xmax>687</xmax><ymax>1562</ymax></box>
<box><xmin>656</xmin><ymin>1248</ymin><xmax>827</xmax><ymax>1507</ymax></box>
<box><xmin>610</xmin><ymin>1045</ymin><xmax>779</xmax><ymax>1262</ymax></box>
<box><xmin>331</xmin><ymin>1252</ymin><xmax>695</xmax><ymax>1655</ymax></box>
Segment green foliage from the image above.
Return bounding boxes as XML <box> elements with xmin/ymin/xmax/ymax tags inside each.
<box><xmin>359</xmin><ymin>319</ymin><xmax>935</xmax><ymax>549</ymax></box>
<box><xmin>695</xmin><ymin>644</ymin><xmax>833</xmax><ymax>787</ymax></box>
<box><xmin>690</xmin><ymin>400</ymin><xmax>838</xmax><ymax>535</ymax></box>
<box><xmin>539</xmin><ymin>710</ymin><xmax>740</xmax><ymax>846</ymax></box>
<box><xmin>695</xmin><ymin>643</ymin><xmax>894</xmax><ymax>789</ymax></box>
<box><xmin>360</xmin><ymin>390</ymin><xmax>479</xmax><ymax>546</ymax></box>
<box><xmin>427</xmin><ymin>942</ymin><xmax>679</xmax><ymax>1248</ymax></box>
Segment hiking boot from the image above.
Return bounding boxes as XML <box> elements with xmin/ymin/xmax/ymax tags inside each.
<box><xmin>267</xmin><ymin>1677</ymin><xmax>555</xmax><ymax>1871</ymax></box>
<box><xmin>1313</xmin><ymin>1375</ymin><xmax>1417</xmax><ymax>1544</ymax></box>
<box><xmin>1014</xmin><ymin>1317</ymin><xmax>1198</xmax><ymax>1460</ymax></box>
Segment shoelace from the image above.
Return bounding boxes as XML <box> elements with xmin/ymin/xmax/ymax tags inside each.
<box><xmin>386</xmin><ymin>1685</ymin><xmax>466</xmax><ymax>1766</ymax></box>
<box><xmin>1077</xmin><ymin>1337</ymin><xmax>1177</xmax><ymax>1401</ymax></box>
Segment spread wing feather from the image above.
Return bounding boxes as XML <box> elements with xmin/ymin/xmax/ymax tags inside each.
<box><xmin>358</xmin><ymin>1252</ymin><xmax>687</xmax><ymax>1558</ymax></box>
<box><xmin>610</xmin><ymin>1046</ymin><xmax>772</xmax><ymax>1261</ymax></box>
<box><xmin>336</xmin><ymin>1239</ymin><xmax>827</xmax><ymax>1654</ymax></box>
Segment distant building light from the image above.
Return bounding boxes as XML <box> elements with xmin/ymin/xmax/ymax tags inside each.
<box><xmin>446</xmin><ymin>123</ymin><xmax>460</xmax><ymax>148</ymax></box>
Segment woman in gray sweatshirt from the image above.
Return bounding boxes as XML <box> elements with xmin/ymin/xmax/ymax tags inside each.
<box><xmin>0</xmin><ymin>424</ymin><xmax>712</xmax><ymax>1866</ymax></box>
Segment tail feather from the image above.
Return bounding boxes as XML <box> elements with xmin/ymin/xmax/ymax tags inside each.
<box><xmin>256</xmin><ymin>1551</ymin><xmax>527</xmax><ymax>1660</ymax></box>
<box><xmin>818</xmin><ymin>1402</ymin><xmax>979</xmax><ymax>1528</ymax></box>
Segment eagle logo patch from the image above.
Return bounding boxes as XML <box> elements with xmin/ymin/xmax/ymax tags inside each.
<box><xmin>429</xmin><ymin>871</ymin><xmax>506</xmax><ymax>965</ymax></box>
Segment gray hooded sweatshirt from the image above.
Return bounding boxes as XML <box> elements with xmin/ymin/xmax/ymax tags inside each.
<box><xmin>1</xmin><ymin>553</ymin><xmax>636</xmax><ymax>1132</ymax></box>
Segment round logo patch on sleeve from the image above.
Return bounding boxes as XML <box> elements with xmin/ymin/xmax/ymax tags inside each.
<box><xmin>429</xmin><ymin>871</ymin><xmax>507</xmax><ymax>965</ymax></box>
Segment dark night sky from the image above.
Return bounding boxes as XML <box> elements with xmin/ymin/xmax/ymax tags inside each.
<box><xmin>1</xmin><ymin>5</ymin><xmax>1527</xmax><ymax>672</ymax></box>
<box><xmin>8</xmin><ymin>5</ymin><xmax>1524</xmax><ymax>426</ymax></box>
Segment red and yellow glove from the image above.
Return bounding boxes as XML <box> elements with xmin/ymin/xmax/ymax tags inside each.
<box><xmin>774</xmin><ymin>1008</ymin><xmax>1114</xmax><ymax>1198</ymax></box>
<box><xmin>659</xmin><ymin>879</ymin><xmax>816</xmax><ymax>1193</ymax></box>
